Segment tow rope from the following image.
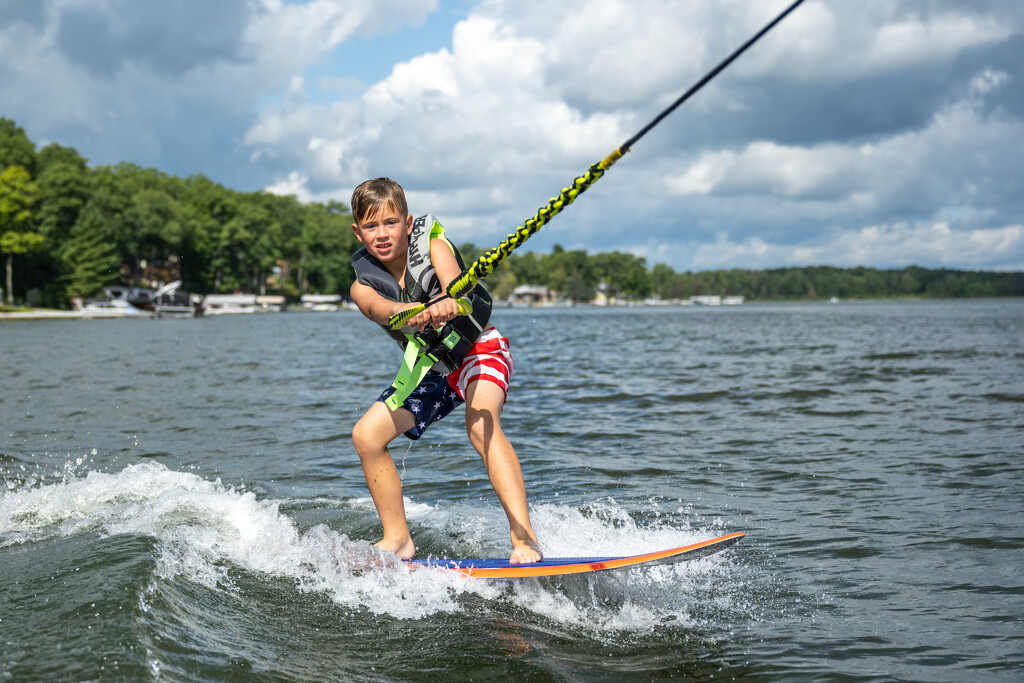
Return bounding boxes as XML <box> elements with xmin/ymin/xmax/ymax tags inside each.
<box><xmin>388</xmin><ymin>0</ymin><xmax>807</xmax><ymax>331</ymax></box>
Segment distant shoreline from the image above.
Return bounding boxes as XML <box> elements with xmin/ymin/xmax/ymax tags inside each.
<box><xmin>3</xmin><ymin>296</ymin><xmax>1022</xmax><ymax>321</ymax></box>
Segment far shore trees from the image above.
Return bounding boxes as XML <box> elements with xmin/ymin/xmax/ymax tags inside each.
<box><xmin>0</xmin><ymin>116</ymin><xmax>1021</xmax><ymax>307</ymax></box>
<box><xmin>0</xmin><ymin>117</ymin><xmax>361</xmax><ymax>307</ymax></box>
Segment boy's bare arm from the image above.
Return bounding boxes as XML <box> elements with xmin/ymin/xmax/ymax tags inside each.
<box><xmin>350</xmin><ymin>280</ymin><xmax>416</xmax><ymax>326</ymax></box>
<box><xmin>429</xmin><ymin>237</ymin><xmax>463</xmax><ymax>292</ymax></box>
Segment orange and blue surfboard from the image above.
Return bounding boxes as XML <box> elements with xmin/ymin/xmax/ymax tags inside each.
<box><xmin>409</xmin><ymin>531</ymin><xmax>745</xmax><ymax>579</ymax></box>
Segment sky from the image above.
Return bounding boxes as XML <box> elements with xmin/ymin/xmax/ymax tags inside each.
<box><xmin>1</xmin><ymin>0</ymin><xmax>1022</xmax><ymax>272</ymax></box>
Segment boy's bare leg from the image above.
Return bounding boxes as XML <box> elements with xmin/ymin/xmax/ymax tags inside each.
<box><xmin>352</xmin><ymin>401</ymin><xmax>418</xmax><ymax>560</ymax></box>
<box><xmin>464</xmin><ymin>381</ymin><xmax>542</xmax><ymax>564</ymax></box>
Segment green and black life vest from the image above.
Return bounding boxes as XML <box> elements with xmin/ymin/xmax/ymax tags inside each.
<box><xmin>350</xmin><ymin>214</ymin><xmax>492</xmax><ymax>374</ymax></box>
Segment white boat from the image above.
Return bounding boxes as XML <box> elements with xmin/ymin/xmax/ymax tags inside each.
<box><xmin>300</xmin><ymin>294</ymin><xmax>343</xmax><ymax>312</ymax></box>
<box><xmin>149</xmin><ymin>281</ymin><xmax>202</xmax><ymax>317</ymax></box>
<box><xmin>203</xmin><ymin>294</ymin><xmax>260</xmax><ymax>315</ymax></box>
<box><xmin>203</xmin><ymin>294</ymin><xmax>286</xmax><ymax>315</ymax></box>
<box><xmin>78</xmin><ymin>287</ymin><xmax>154</xmax><ymax>318</ymax></box>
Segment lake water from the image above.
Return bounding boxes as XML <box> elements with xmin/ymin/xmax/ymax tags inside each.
<box><xmin>2</xmin><ymin>300</ymin><xmax>1022</xmax><ymax>681</ymax></box>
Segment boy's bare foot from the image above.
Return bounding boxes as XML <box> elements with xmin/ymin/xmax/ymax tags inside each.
<box><xmin>375</xmin><ymin>536</ymin><xmax>416</xmax><ymax>560</ymax></box>
<box><xmin>509</xmin><ymin>538</ymin><xmax>542</xmax><ymax>564</ymax></box>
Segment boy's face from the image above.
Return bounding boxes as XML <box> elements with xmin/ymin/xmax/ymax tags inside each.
<box><xmin>352</xmin><ymin>203</ymin><xmax>413</xmax><ymax>264</ymax></box>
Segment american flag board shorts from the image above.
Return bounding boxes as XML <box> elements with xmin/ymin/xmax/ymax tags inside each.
<box><xmin>377</xmin><ymin>327</ymin><xmax>514</xmax><ymax>440</ymax></box>
<box><xmin>446</xmin><ymin>327</ymin><xmax>514</xmax><ymax>400</ymax></box>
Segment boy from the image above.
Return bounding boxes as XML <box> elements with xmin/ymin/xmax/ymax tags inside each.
<box><xmin>348</xmin><ymin>177</ymin><xmax>543</xmax><ymax>564</ymax></box>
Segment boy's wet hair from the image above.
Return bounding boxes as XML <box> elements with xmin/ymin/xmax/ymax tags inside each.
<box><xmin>351</xmin><ymin>178</ymin><xmax>408</xmax><ymax>223</ymax></box>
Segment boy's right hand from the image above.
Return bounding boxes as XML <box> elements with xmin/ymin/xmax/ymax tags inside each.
<box><xmin>404</xmin><ymin>297</ymin><xmax>461</xmax><ymax>330</ymax></box>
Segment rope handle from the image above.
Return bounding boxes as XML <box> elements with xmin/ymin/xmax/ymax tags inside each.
<box><xmin>388</xmin><ymin>295</ymin><xmax>473</xmax><ymax>330</ymax></box>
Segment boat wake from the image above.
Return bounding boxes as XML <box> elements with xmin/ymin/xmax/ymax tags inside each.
<box><xmin>1</xmin><ymin>461</ymin><xmax>756</xmax><ymax>633</ymax></box>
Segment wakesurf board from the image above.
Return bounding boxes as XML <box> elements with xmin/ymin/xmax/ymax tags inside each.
<box><xmin>408</xmin><ymin>531</ymin><xmax>745</xmax><ymax>579</ymax></box>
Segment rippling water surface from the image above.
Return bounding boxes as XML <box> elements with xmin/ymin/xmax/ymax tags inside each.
<box><xmin>2</xmin><ymin>300</ymin><xmax>1022</xmax><ymax>681</ymax></box>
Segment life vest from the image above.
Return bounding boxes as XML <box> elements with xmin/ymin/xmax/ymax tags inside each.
<box><xmin>350</xmin><ymin>214</ymin><xmax>492</xmax><ymax>373</ymax></box>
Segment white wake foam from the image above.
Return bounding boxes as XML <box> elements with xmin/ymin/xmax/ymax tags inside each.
<box><xmin>0</xmin><ymin>461</ymin><xmax>743</xmax><ymax>630</ymax></box>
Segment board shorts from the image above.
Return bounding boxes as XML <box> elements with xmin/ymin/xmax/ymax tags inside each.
<box><xmin>377</xmin><ymin>327</ymin><xmax>514</xmax><ymax>440</ymax></box>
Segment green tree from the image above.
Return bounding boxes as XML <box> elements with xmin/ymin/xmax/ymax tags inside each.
<box><xmin>63</xmin><ymin>203</ymin><xmax>120</xmax><ymax>299</ymax></box>
<box><xmin>546</xmin><ymin>266</ymin><xmax>568</xmax><ymax>296</ymax></box>
<box><xmin>488</xmin><ymin>266</ymin><xmax>518</xmax><ymax>301</ymax></box>
<box><xmin>500</xmin><ymin>251</ymin><xmax>544</xmax><ymax>286</ymax></box>
<box><xmin>565</xmin><ymin>269</ymin><xmax>593</xmax><ymax>301</ymax></box>
<box><xmin>0</xmin><ymin>118</ymin><xmax>37</xmax><ymax>174</ymax></box>
<box><xmin>0</xmin><ymin>165</ymin><xmax>42</xmax><ymax>304</ymax></box>
<box><xmin>213</xmin><ymin>200</ymin><xmax>273</xmax><ymax>292</ymax></box>
<box><xmin>34</xmin><ymin>145</ymin><xmax>91</xmax><ymax>243</ymax></box>
<box><xmin>261</xmin><ymin>192</ymin><xmax>305</xmax><ymax>295</ymax></box>
<box><xmin>123</xmin><ymin>188</ymin><xmax>184</xmax><ymax>285</ymax></box>
<box><xmin>545</xmin><ymin>246</ymin><xmax>597</xmax><ymax>299</ymax></box>
<box><xmin>593</xmin><ymin>251</ymin><xmax>651</xmax><ymax>298</ymax></box>
<box><xmin>184</xmin><ymin>174</ymin><xmax>236</xmax><ymax>293</ymax></box>
<box><xmin>777</xmin><ymin>268</ymin><xmax>808</xmax><ymax>298</ymax></box>
<box><xmin>296</xmin><ymin>200</ymin><xmax>357</xmax><ymax>295</ymax></box>
<box><xmin>650</xmin><ymin>263</ymin><xmax>675</xmax><ymax>299</ymax></box>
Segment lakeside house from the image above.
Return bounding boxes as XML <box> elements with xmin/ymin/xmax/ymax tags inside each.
<box><xmin>509</xmin><ymin>284</ymin><xmax>557</xmax><ymax>306</ymax></box>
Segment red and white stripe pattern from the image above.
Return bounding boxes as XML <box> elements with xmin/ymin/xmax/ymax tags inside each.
<box><xmin>446</xmin><ymin>327</ymin><xmax>514</xmax><ymax>400</ymax></box>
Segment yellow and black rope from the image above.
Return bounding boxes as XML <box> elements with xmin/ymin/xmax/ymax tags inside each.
<box><xmin>388</xmin><ymin>0</ymin><xmax>806</xmax><ymax>331</ymax></box>
<box><xmin>446</xmin><ymin>148</ymin><xmax>625</xmax><ymax>301</ymax></box>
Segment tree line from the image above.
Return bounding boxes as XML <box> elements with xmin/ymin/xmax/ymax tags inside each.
<box><xmin>1</xmin><ymin>118</ymin><xmax>359</xmax><ymax>307</ymax></box>
<box><xmin>475</xmin><ymin>248</ymin><xmax>1024</xmax><ymax>302</ymax></box>
<box><xmin>2</xmin><ymin>117</ymin><xmax>1021</xmax><ymax>308</ymax></box>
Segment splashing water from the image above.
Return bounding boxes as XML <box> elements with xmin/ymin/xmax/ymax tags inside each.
<box><xmin>0</xmin><ymin>461</ymin><xmax>749</xmax><ymax>630</ymax></box>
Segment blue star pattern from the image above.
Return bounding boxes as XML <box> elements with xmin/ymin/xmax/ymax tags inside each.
<box><xmin>377</xmin><ymin>371</ymin><xmax>465</xmax><ymax>441</ymax></box>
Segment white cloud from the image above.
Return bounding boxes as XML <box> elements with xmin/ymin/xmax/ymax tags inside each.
<box><xmin>0</xmin><ymin>0</ymin><xmax>437</xmax><ymax>171</ymax></box>
<box><xmin>665</xmin><ymin>78</ymin><xmax>1023</xmax><ymax>222</ymax></box>
<box><xmin>537</xmin><ymin>0</ymin><xmax>712</xmax><ymax>109</ymax></box>
<box><xmin>245</xmin><ymin>7</ymin><xmax>632</xmax><ymax>218</ymax></box>
<box><xmin>969</xmin><ymin>68</ymin><xmax>1009</xmax><ymax>95</ymax></box>
<box><xmin>256</xmin><ymin>0</ymin><xmax>1021</xmax><ymax>267</ymax></box>
<box><xmin>3</xmin><ymin>0</ymin><xmax>1022</xmax><ymax>272</ymax></box>
<box><xmin>740</xmin><ymin>2</ymin><xmax>1015</xmax><ymax>82</ymax></box>
<box><xmin>265</xmin><ymin>171</ymin><xmax>311</xmax><ymax>201</ymax></box>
